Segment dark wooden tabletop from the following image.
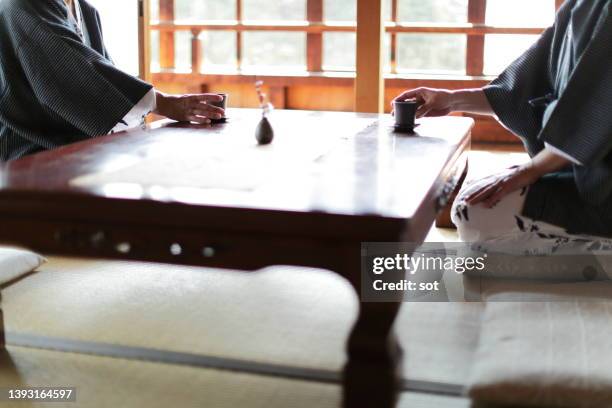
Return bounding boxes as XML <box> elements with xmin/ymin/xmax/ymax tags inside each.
<box><xmin>0</xmin><ymin>109</ymin><xmax>472</xmax><ymax>245</ymax></box>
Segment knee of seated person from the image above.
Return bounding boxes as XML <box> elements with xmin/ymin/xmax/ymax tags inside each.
<box><xmin>450</xmin><ymin>194</ymin><xmax>493</xmax><ymax>242</ymax></box>
<box><xmin>451</xmin><ymin>196</ymin><xmax>476</xmax><ymax>239</ymax></box>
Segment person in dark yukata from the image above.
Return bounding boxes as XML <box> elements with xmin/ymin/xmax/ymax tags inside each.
<box><xmin>0</xmin><ymin>0</ymin><xmax>225</xmax><ymax>161</ymax></box>
<box><xmin>394</xmin><ymin>0</ymin><xmax>611</xmax><ymax>252</ymax></box>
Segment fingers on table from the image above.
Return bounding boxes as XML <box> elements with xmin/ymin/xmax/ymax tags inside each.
<box><xmin>186</xmin><ymin>114</ymin><xmax>211</xmax><ymax>124</ymax></box>
<box><xmin>188</xmin><ymin>101</ymin><xmax>224</xmax><ymax>120</ymax></box>
<box><xmin>192</xmin><ymin>106</ymin><xmax>223</xmax><ymax>119</ymax></box>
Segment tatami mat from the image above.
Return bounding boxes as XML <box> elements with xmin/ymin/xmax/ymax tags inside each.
<box><xmin>0</xmin><ymin>345</ymin><xmax>470</xmax><ymax>408</ymax></box>
<box><xmin>2</xmin><ymin>257</ymin><xmax>482</xmax><ymax>388</ymax></box>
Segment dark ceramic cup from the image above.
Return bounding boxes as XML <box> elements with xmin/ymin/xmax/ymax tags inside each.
<box><xmin>209</xmin><ymin>93</ymin><xmax>228</xmax><ymax>123</ymax></box>
<box><xmin>393</xmin><ymin>99</ymin><xmax>418</xmax><ymax>132</ymax></box>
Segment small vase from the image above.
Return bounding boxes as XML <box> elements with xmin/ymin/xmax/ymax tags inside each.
<box><xmin>255</xmin><ymin>116</ymin><xmax>274</xmax><ymax>145</ymax></box>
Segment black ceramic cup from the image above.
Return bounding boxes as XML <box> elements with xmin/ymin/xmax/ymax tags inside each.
<box><xmin>393</xmin><ymin>99</ymin><xmax>417</xmax><ymax>132</ymax></box>
<box><xmin>209</xmin><ymin>93</ymin><xmax>228</xmax><ymax>123</ymax></box>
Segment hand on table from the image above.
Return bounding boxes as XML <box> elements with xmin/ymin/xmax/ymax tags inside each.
<box><xmin>155</xmin><ymin>92</ymin><xmax>225</xmax><ymax>124</ymax></box>
<box><xmin>392</xmin><ymin>87</ymin><xmax>454</xmax><ymax>118</ymax></box>
<box><xmin>392</xmin><ymin>87</ymin><xmax>494</xmax><ymax>117</ymax></box>
<box><xmin>465</xmin><ymin>165</ymin><xmax>541</xmax><ymax>208</ymax></box>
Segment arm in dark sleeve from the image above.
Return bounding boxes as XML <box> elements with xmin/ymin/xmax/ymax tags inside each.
<box><xmin>15</xmin><ymin>5</ymin><xmax>152</xmax><ymax>138</ymax></box>
<box><xmin>538</xmin><ymin>9</ymin><xmax>612</xmax><ymax>166</ymax></box>
<box><xmin>482</xmin><ymin>26</ymin><xmax>556</xmax><ymax>143</ymax></box>
<box><xmin>482</xmin><ymin>1</ymin><xmax>576</xmax><ymax>146</ymax></box>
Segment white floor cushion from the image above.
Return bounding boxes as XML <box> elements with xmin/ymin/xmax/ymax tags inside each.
<box><xmin>468</xmin><ymin>281</ymin><xmax>612</xmax><ymax>408</ymax></box>
<box><xmin>0</xmin><ymin>247</ymin><xmax>46</xmax><ymax>285</ymax></box>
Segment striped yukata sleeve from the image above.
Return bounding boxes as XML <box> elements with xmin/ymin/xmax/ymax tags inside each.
<box><xmin>11</xmin><ymin>2</ymin><xmax>152</xmax><ymax>139</ymax></box>
<box><xmin>538</xmin><ymin>3</ymin><xmax>612</xmax><ymax>167</ymax></box>
<box><xmin>482</xmin><ymin>11</ymin><xmax>563</xmax><ymax>157</ymax></box>
<box><xmin>482</xmin><ymin>0</ymin><xmax>612</xmax><ymax>205</ymax></box>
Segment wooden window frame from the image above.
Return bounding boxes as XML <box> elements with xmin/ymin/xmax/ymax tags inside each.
<box><xmin>143</xmin><ymin>0</ymin><xmax>564</xmax><ymax>113</ymax></box>
<box><xmin>148</xmin><ymin>0</ymin><xmax>561</xmax><ymax>75</ymax></box>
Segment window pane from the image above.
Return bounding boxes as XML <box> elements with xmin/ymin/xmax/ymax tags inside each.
<box><xmin>384</xmin><ymin>0</ymin><xmax>393</xmax><ymax>22</ymax></box>
<box><xmin>88</xmin><ymin>0</ymin><xmax>139</xmax><ymax>75</ymax></box>
<box><xmin>486</xmin><ymin>0</ymin><xmax>555</xmax><ymax>27</ymax></box>
<box><xmin>243</xmin><ymin>0</ymin><xmax>305</xmax><ymax>21</ymax></box>
<box><xmin>151</xmin><ymin>30</ymin><xmax>160</xmax><ymax>72</ymax></box>
<box><xmin>324</xmin><ymin>0</ymin><xmax>392</xmax><ymax>22</ymax></box>
<box><xmin>398</xmin><ymin>0</ymin><xmax>468</xmax><ymax>22</ymax></box>
<box><xmin>324</xmin><ymin>0</ymin><xmax>355</xmax><ymax>21</ymax></box>
<box><xmin>150</xmin><ymin>0</ymin><xmax>159</xmax><ymax>21</ymax></box>
<box><xmin>384</xmin><ymin>33</ymin><xmax>391</xmax><ymax>73</ymax></box>
<box><xmin>322</xmin><ymin>33</ymin><xmax>389</xmax><ymax>73</ymax></box>
<box><xmin>243</xmin><ymin>32</ymin><xmax>306</xmax><ymax>69</ymax></box>
<box><xmin>397</xmin><ymin>34</ymin><xmax>465</xmax><ymax>74</ymax></box>
<box><xmin>484</xmin><ymin>35</ymin><xmax>539</xmax><ymax>75</ymax></box>
<box><xmin>175</xmin><ymin>30</ymin><xmax>192</xmax><ymax>71</ymax></box>
<box><xmin>201</xmin><ymin>31</ymin><xmax>237</xmax><ymax>68</ymax></box>
<box><xmin>174</xmin><ymin>0</ymin><xmax>236</xmax><ymax>21</ymax></box>
<box><xmin>323</xmin><ymin>33</ymin><xmax>356</xmax><ymax>71</ymax></box>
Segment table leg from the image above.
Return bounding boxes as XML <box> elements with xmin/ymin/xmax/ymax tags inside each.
<box><xmin>0</xmin><ymin>292</ymin><xmax>4</xmax><ymax>348</ymax></box>
<box><xmin>343</xmin><ymin>296</ymin><xmax>403</xmax><ymax>408</ymax></box>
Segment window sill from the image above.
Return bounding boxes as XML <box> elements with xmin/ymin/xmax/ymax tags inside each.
<box><xmin>151</xmin><ymin>69</ymin><xmax>495</xmax><ymax>86</ymax></box>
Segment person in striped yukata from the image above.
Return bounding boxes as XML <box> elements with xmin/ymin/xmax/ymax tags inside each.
<box><xmin>0</xmin><ymin>0</ymin><xmax>225</xmax><ymax>161</ymax></box>
<box><xmin>394</xmin><ymin>0</ymin><xmax>611</xmax><ymax>253</ymax></box>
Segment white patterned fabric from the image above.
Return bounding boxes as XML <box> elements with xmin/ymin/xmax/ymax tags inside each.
<box><xmin>110</xmin><ymin>88</ymin><xmax>156</xmax><ymax>134</ymax></box>
<box><xmin>452</xmin><ymin>174</ymin><xmax>612</xmax><ymax>256</ymax></box>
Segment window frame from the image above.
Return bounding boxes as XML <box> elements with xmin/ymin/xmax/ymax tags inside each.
<box><xmin>140</xmin><ymin>0</ymin><xmax>564</xmax><ymax>117</ymax></box>
<box><xmin>147</xmin><ymin>0</ymin><xmax>560</xmax><ymax>76</ymax></box>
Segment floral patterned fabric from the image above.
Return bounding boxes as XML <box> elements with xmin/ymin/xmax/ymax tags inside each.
<box><xmin>452</xmin><ymin>172</ymin><xmax>612</xmax><ymax>256</ymax></box>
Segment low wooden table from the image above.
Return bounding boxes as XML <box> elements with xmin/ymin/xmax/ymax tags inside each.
<box><xmin>0</xmin><ymin>109</ymin><xmax>472</xmax><ymax>407</ymax></box>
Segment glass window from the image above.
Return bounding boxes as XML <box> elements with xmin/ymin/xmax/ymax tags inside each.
<box><xmin>174</xmin><ymin>30</ymin><xmax>192</xmax><ymax>71</ymax></box>
<box><xmin>397</xmin><ymin>34</ymin><xmax>466</xmax><ymax>74</ymax></box>
<box><xmin>242</xmin><ymin>32</ymin><xmax>306</xmax><ymax>69</ymax></box>
<box><xmin>486</xmin><ymin>0</ymin><xmax>555</xmax><ymax>27</ymax></box>
<box><xmin>323</xmin><ymin>33</ymin><xmax>356</xmax><ymax>71</ymax></box>
<box><xmin>384</xmin><ymin>0</ymin><xmax>393</xmax><ymax>22</ymax></box>
<box><xmin>323</xmin><ymin>32</ymin><xmax>388</xmax><ymax>73</ymax></box>
<box><xmin>324</xmin><ymin>0</ymin><xmax>355</xmax><ymax>22</ymax></box>
<box><xmin>150</xmin><ymin>0</ymin><xmax>160</xmax><ymax>21</ymax></box>
<box><xmin>243</xmin><ymin>0</ymin><xmax>306</xmax><ymax>21</ymax></box>
<box><xmin>398</xmin><ymin>0</ymin><xmax>468</xmax><ymax>22</ymax></box>
<box><xmin>151</xmin><ymin>31</ymin><xmax>160</xmax><ymax>72</ymax></box>
<box><xmin>484</xmin><ymin>34</ymin><xmax>540</xmax><ymax>75</ymax></box>
<box><xmin>174</xmin><ymin>0</ymin><xmax>236</xmax><ymax>21</ymax></box>
<box><xmin>88</xmin><ymin>0</ymin><xmax>139</xmax><ymax>75</ymax></box>
<box><xmin>201</xmin><ymin>31</ymin><xmax>237</xmax><ymax>68</ymax></box>
<box><xmin>324</xmin><ymin>0</ymin><xmax>392</xmax><ymax>22</ymax></box>
<box><xmin>384</xmin><ymin>33</ymin><xmax>391</xmax><ymax>73</ymax></box>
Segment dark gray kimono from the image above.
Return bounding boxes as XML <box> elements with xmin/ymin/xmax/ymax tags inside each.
<box><xmin>484</xmin><ymin>0</ymin><xmax>612</xmax><ymax>205</ymax></box>
<box><xmin>0</xmin><ymin>0</ymin><xmax>153</xmax><ymax>160</ymax></box>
